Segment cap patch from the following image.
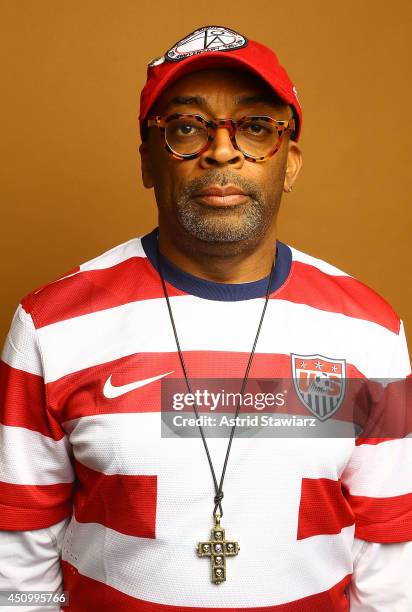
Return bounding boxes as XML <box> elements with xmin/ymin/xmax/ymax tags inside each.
<box><xmin>166</xmin><ymin>26</ymin><xmax>247</xmax><ymax>62</ymax></box>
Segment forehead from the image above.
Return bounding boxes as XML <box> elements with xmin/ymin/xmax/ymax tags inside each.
<box><xmin>152</xmin><ymin>68</ymin><xmax>287</xmax><ymax>111</ymax></box>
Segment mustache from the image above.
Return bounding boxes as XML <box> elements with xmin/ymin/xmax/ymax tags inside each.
<box><xmin>182</xmin><ymin>170</ymin><xmax>262</xmax><ymax>201</ymax></box>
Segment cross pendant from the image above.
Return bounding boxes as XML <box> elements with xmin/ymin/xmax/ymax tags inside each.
<box><xmin>196</xmin><ymin>513</ymin><xmax>240</xmax><ymax>584</ymax></box>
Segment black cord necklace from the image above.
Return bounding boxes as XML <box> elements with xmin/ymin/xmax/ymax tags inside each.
<box><xmin>155</xmin><ymin>229</ymin><xmax>276</xmax><ymax>584</ymax></box>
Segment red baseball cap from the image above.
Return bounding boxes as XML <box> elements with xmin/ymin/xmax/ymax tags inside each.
<box><xmin>139</xmin><ymin>25</ymin><xmax>302</xmax><ymax>142</ymax></box>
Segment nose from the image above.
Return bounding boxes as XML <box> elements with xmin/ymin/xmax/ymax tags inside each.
<box><xmin>198</xmin><ymin>126</ymin><xmax>245</xmax><ymax>169</ymax></box>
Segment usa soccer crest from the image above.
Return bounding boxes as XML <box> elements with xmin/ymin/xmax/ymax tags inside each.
<box><xmin>291</xmin><ymin>354</ymin><xmax>346</xmax><ymax>421</ymax></box>
<box><xmin>166</xmin><ymin>26</ymin><xmax>248</xmax><ymax>62</ymax></box>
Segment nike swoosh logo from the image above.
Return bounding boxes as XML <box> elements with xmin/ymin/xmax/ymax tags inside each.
<box><xmin>103</xmin><ymin>371</ymin><xmax>174</xmax><ymax>399</ymax></box>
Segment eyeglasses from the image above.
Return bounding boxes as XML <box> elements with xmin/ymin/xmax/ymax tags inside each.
<box><xmin>146</xmin><ymin>113</ymin><xmax>295</xmax><ymax>162</ymax></box>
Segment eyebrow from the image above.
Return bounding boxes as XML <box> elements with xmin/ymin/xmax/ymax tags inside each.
<box><xmin>234</xmin><ymin>94</ymin><xmax>283</xmax><ymax>106</ymax></box>
<box><xmin>169</xmin><ymin>96</ymin><xmax>208</xmax><ymax>107</ymax></box>
<box><xmin>166</xmin><ymin>93</ymin><xmax>288</xmax><ymax>119</ymax></box>
<box><xmin>169</xmin><ymin>94</ymin><xmax>284</xmax><ymax>108</ymax></box>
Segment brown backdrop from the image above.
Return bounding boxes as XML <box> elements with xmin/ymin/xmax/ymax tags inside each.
<box><xmin>1</xmin><ymin>0</ymin><xmax>411</xmax><ymax>349</ymax></box>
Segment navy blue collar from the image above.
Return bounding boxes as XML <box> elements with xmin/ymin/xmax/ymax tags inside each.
<box><xmin>141</xmin><ymin>227</ymin><xmax>292</xmax><ymax>301</ymax></box>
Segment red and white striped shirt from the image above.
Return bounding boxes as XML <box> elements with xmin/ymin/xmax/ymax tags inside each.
<box><xmin>1</xmin><ymin>226</ymin><xmax>411</xmax><ymax>611</ymax></box>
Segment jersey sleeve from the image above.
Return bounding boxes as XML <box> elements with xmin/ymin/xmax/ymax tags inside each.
<box><xmin>341</xmin><ymin>319</ymin><xmax>412</xmax><ymax>543</ymax></box>
<box><xmin>0</xmin><ymin>517</ymin><xmax>70</xmax><ymax>611</ymax></box>
<box><xmin>349</xmin><ymin>537</ymin><xmax>412</xmax><ymax>610</ymax></box>
<box><xmin>0</xmin><ymin>303</ymin><xmax>74</xmax><ymax>531</ymax></box>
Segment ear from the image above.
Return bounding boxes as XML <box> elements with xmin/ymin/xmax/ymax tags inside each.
<box><xmin>283</xmin><ymin>140</ymin><xmax>303</xmax><ymax>192</ymax></box>
<box><xmin>139</xmin><ymin>141</ymin><xmax>154</xmax><ymax>189</ymax></box>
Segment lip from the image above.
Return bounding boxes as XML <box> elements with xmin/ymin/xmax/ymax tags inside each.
<box><xmin>194</xmin><ymin>185</ymin><xmax>247</xmax><ymax>197</ymax></box>
<box><xmin>193</xmin><ymin>185</ymin><xmax>249</xmax><ymax>207</ymax></box>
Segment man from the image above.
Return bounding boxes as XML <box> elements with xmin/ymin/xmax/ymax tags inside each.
<box><xmin>0</xmin><ymin>25</ymin><xmax>411</xmax><ymax>611</ymax></box>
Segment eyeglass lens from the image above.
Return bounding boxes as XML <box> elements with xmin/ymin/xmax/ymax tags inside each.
<box><xmin>164</xmin><ymin>116</ymin><xmax>281</xmax><ymax>158</ymax></box>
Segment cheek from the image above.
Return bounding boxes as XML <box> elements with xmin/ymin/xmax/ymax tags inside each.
<box><xmin>148</xmin><ymin>144</ymin><xmax>175</xmax><ymax>201</ymax></box>
<box><xmin>150</xmin><ymin>155</ymin><xmax>195</xmax><ymax>209</ymax></box>
<box><xmin>263</xmin><ymin>153</ymin><xmax>288</xmax><ymax>188</ymax></box>
<box><xmin>244</xmin><ymin>164</ymin><xmax>279</xmax><ymax>198</ymax></box>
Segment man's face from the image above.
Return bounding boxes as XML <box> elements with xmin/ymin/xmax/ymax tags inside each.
<box><xmin>140</xmin><ymin>68</ymin><xmax>302</xmax><ymax>254</ymax></box>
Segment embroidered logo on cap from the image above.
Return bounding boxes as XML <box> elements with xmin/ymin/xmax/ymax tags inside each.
<box><xmin>166</xmin><ymin>26</ymin><xmax>248</xmax><ymax>62</ymax></box>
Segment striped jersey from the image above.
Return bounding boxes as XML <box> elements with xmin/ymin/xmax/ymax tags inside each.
<box><xmin>1</xmin><ymin>226</ymin><xmax>411</xmax><ymax>611</ymax></box>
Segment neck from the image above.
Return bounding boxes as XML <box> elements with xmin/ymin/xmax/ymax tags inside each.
<box><xmin>156</xmin><ymin>223</ymin><xmax>277</xmax><ymax>283</ymax></box>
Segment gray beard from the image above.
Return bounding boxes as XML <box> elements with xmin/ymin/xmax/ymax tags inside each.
<box><xmin>175</xmin><ymin>170</ymin><xmax>276</xmax><ymax>244</ymax></box>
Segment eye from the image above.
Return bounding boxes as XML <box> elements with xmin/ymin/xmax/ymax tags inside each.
<box><xmin>178</xmin><ymin>124</ymin><xmax>196</xmax><ymax>135</ymax></box>
<box><xmin>248</xmin><ymin>123</ymin><xmax>265</xmax><ymax>134</ymax></box>
<box><xmin>168</xmin><ymin>119</ymin><xmax>204</xmax><ymax>139</ymax></box>
<box><xmin>240</xmin><ymin>119</ymin><xmax>273</xmax><ymax>139</ymax></box>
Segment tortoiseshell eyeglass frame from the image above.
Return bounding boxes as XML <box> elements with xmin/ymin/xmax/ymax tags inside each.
<box><xmin>145</xmin><ymin>113</ymin><xmax>296</xmax><ymax>163</ymax></box>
